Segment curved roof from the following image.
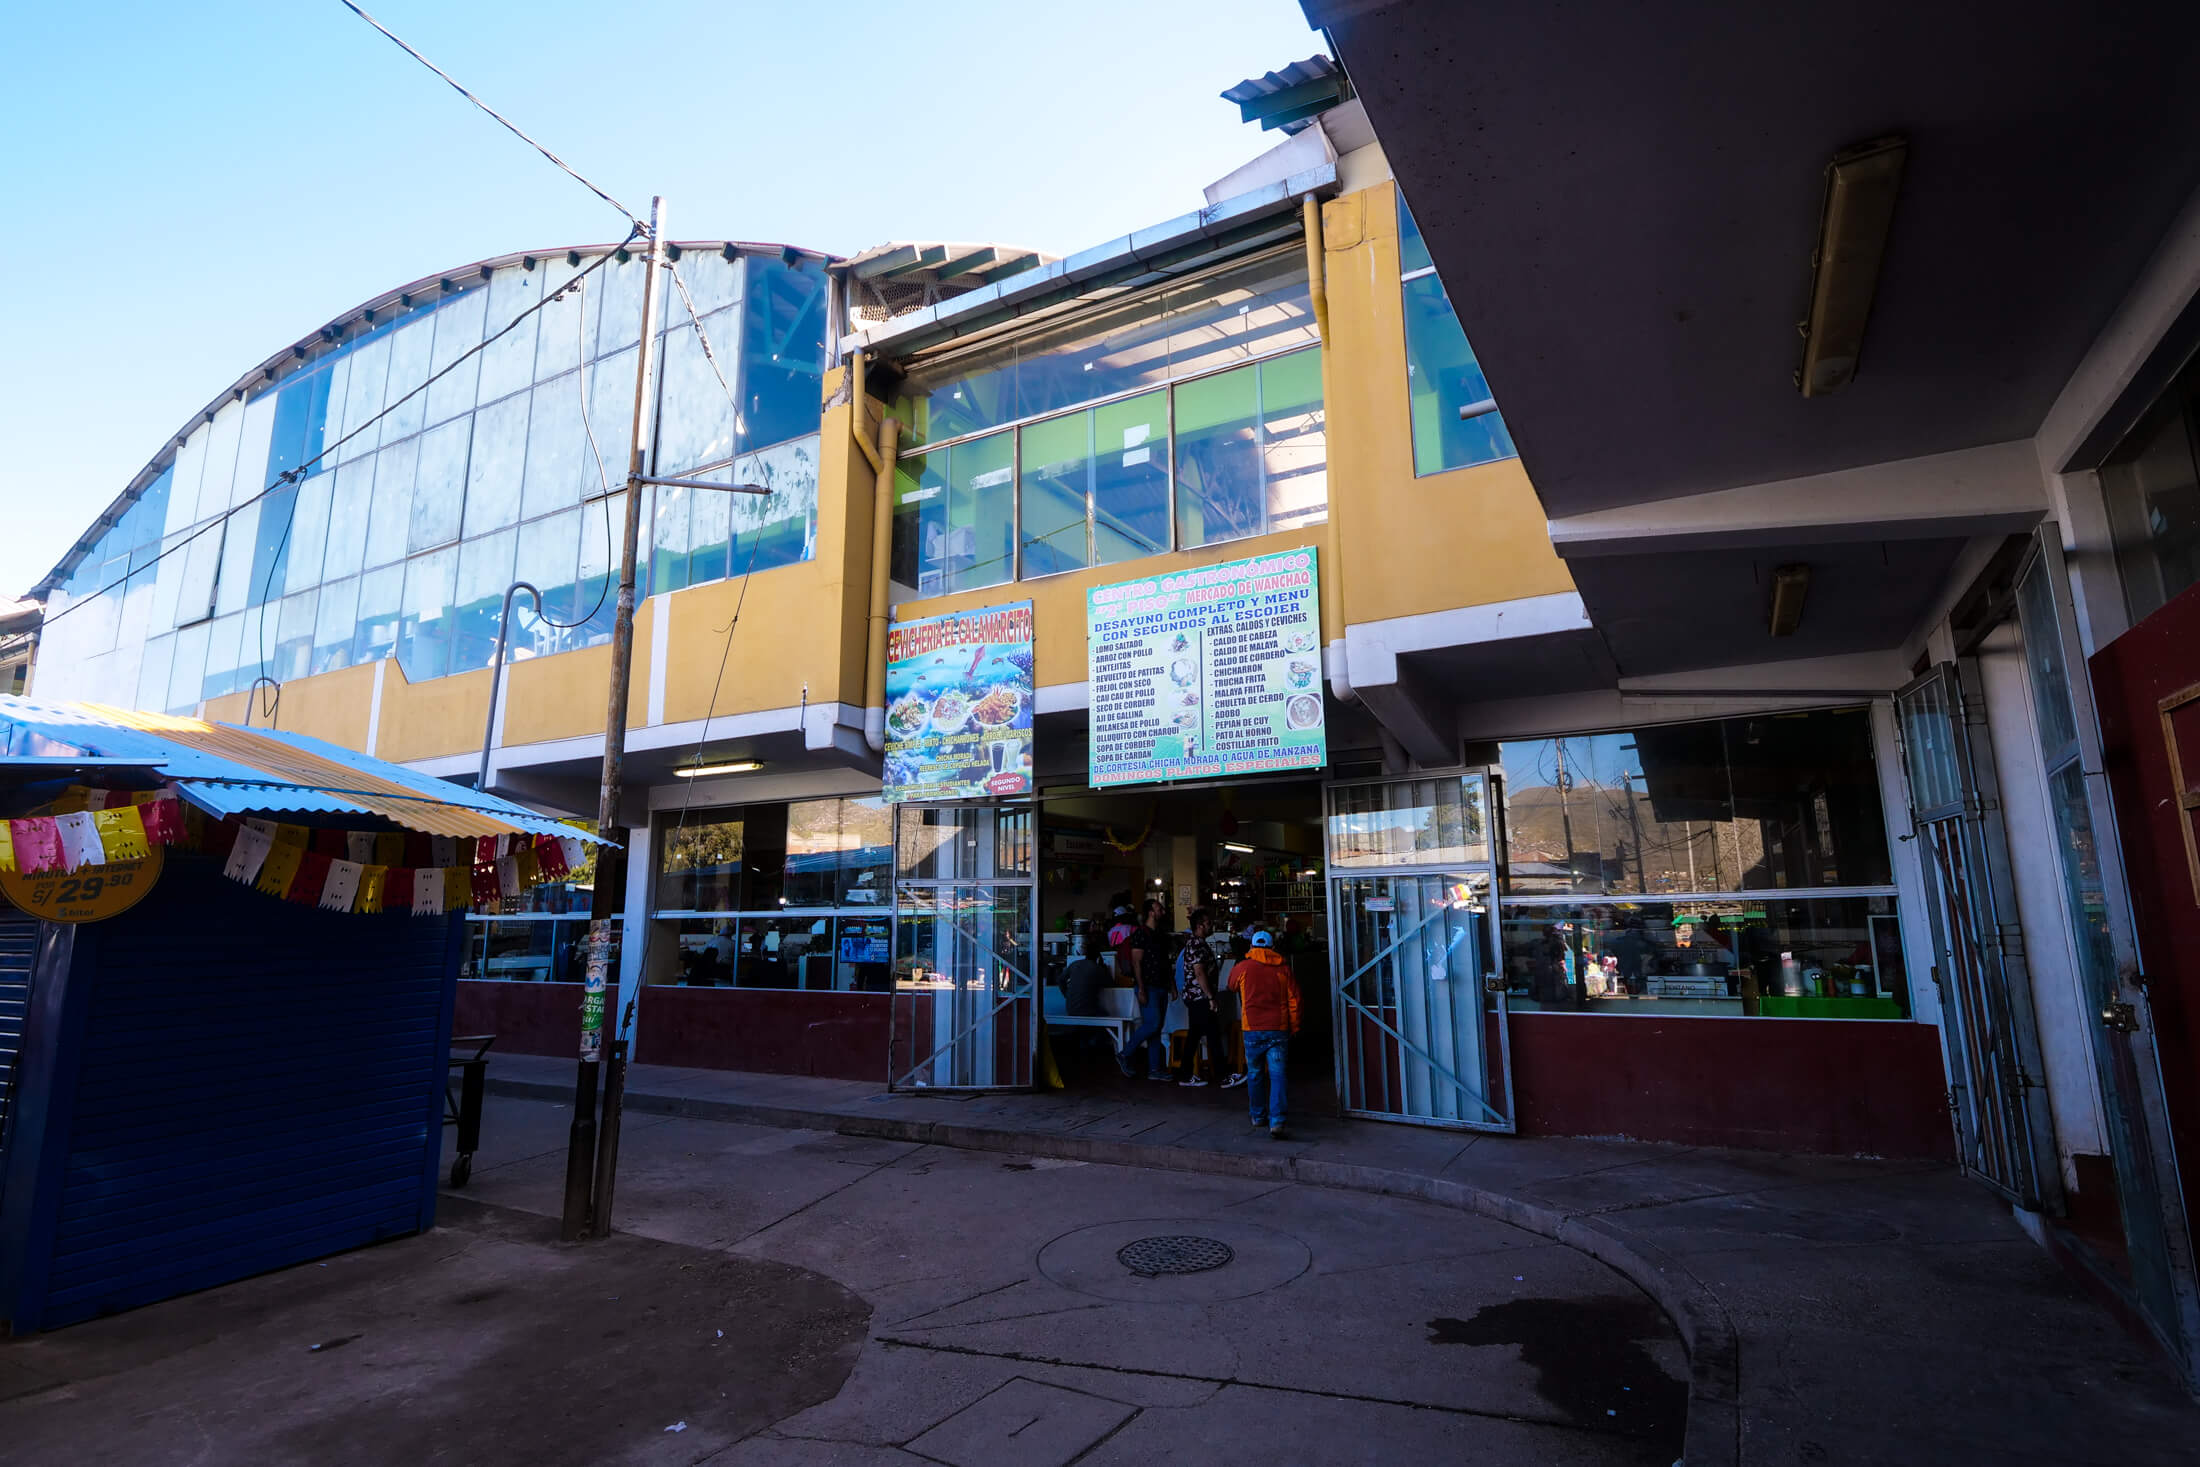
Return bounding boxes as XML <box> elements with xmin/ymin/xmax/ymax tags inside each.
<box><xmin>38</xmin><ymin>238</ymin><xmax>837</xmax><ymax>599</ymax></box>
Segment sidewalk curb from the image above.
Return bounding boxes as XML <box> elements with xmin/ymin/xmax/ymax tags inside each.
<box><xmin>488</xmin><ymin>1075</ymin><xmax>1742</xmax><ymax>1466</ymax></box>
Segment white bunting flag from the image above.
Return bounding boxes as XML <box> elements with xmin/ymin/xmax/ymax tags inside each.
<box><xmin>320</xmin><ymin>858</ymin><xmax>364</xmax><ymax>912</ymax></box>
<box><xmin>496</xmin><ymin>855</ymin><xmax>521</xmax><ymax>898</ymax></box>
<box><xmin>54</xmin><ymin>811</ymin><xmax>104</xmax><ymax>871</ymax></box>
<box><xmin>559</xmin><ymin>835</ymin><xmax>586</xmax><ymax>871</ymax></box>
<box><xmin>412</xmin><ymin>865</ymin><xmax>445</xmax><ymax>916</ymax></box>
<box><xmin>246</xmin><ymin>817</ymin><xmax>277</xmax><ymax>839</ymax></box>
<box><xmin>346</xmin><ymin>831</ymin><xmax>377</xmax><ymax>865</ymax></box>
<box><xmin>224</xmin><ymin>822</ymin><xmax>275</xmax><ymax>883</ymax></box>
<box><xmin>431</xmin><ymin>835</ymin><xmax>456</xmax><ymax>868</ymax></box>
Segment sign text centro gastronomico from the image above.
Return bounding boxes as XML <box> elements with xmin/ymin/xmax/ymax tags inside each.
<box><xmin>1087</xmin><ymin>547</ymin><xmax>1325</xmax><ymax>788</ymax></box>
<box><xmin>882</xmin><ymin>601</ymin><xmax>1035</xmax><ymax>802</ymax></box>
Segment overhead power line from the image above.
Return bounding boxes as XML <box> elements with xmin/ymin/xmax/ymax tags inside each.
<box><xmin>335</xmin><ymin>0</ymin><xmax>643</xmax><ymax>229</ymax></box>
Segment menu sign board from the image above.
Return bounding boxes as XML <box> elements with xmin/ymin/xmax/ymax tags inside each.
<box><xmin>882</xmin><ymin>601</ymin><xmax>1035</xmax><ymax>802</ymax></box>
<box><xmin>1087</xmin><ymin>547</ymin><xmax>1325</xmax><ymax>787</ymax></box>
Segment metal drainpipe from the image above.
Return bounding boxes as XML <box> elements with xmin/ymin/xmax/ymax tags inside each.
<box><xmin>864</xmin><ymin>414</ymin><xmax>904</xmax><ymax>751</ymax></box>
<box><xmin>1304</xmin><ymin>194</ymin><xmax>1356</xmax><ymax>705</ymax></box>
<box><xmin>476</xmin><ymin>580</ymin><xmax>543</xmax><ymax>793</ymax></box>
<box><xmin>849</xmin><ymin>351</ymin><xmax>883</xmax><ymax>475</ymax></box>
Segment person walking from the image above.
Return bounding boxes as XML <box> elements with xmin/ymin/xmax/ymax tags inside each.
<box><xmin>1231</xmin><ymin>927</ymin><xmax>1301</xmax><ymax>1138</ymax></box>
<box><xmin>1173</xmin><ymin>909</ymin><xmax>1231</xmax><ymax>1088</ymax></box>
<box><xmin>1115</xmin><ymin>899</ymin><xmax>1174</xmax><ymax>1080</ymax></box>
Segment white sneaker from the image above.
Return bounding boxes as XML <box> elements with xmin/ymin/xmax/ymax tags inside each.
<box><xmin>1222</xmin><ymin>1073</ymin><xmax>1247</xmax><ymax>1089</ymax></box>
<box><xmin>1178</xmin><ymin>1075</ymin><xmax>1208</xmax><ymax>1087</ymax></box>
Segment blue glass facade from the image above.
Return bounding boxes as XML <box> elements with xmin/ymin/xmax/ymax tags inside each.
<box><xmin>42</xmin><ymin>246</ymin><xmax>830</xmax><ymax>713</ymax></box>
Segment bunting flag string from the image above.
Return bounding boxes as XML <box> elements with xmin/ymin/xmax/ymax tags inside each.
<box><xmin>0</xmin><ymin>783</ymin><xmax>592</xmax><ymax>917</ymax></box>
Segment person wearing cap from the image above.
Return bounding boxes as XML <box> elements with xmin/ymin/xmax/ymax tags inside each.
<box><xmin>1229</xmin><ymin>925</ymin><xmax>1301</xmax><ymax>1139</ymax></box>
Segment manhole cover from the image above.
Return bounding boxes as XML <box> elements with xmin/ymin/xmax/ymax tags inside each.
<box><xmin>1116</xmin><ymin>1234</ymin><xmax>1234</xmax><ymax>1277</ymax></box>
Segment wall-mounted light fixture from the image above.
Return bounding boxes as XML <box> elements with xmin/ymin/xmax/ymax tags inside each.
<box><xmin>1768</xmin><ymin>564</ymin><xmax>1811</xmax><ymax>637</ymax></box>
<box><xmin>1221</xmin><ymin>841</ymin><xmax>1256</xmax><ymax>854</ymax></box>
<box><xmin>1797</xmin><ymin>135</ymin><xmax>1907</xmax><ymax>397</ymax></box>
<box><xmin>674</xmin><ymin>759</ymin><xmax>763</xmax><ymax>778</ymax></box>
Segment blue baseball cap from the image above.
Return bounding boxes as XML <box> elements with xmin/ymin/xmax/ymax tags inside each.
<box><xmin>1247</xmin><ymin>929</ymin><xmax>1275</xmax><ymax>949</ymax></box>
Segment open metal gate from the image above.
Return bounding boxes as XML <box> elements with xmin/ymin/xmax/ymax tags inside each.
<box><xmin>1894</xmin><ymin>663</ymin><xmax>2061</xmax><ymax>1209</ymax></box>
<box><xmin>887</xmin><ymin>803</ymin><xmax>1036</xmax><ymax>1090</ymax></box>
<box><xmin>1325</xmin><ymin>770</ymin><xmax>1514</xmax><ymax>1131</ymax></box>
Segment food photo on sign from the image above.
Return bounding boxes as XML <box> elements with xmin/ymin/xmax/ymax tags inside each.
<box><xmin>882</xmin><ymin>602</ymin><xmax>1035</xmax><ymax>801</ymax></box>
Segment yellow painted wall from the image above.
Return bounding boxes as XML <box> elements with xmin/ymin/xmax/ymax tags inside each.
<box><xmin>190</xmin><ymin>190</ymin><xmax>1573</xmax><ymax>763</ymax></box>
<box><xmin>202</xmin><ymin>660</ymin><xmax>376</xmax><ymax>747</ymax></box>
<box><xmin>1319</xmin><ymin>181</ymin><xmax>1575</xmax><ymax>627</ymax></box>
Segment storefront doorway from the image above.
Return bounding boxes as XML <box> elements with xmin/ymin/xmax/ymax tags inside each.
<box><xmin>1327</xmin><ymin>771</ymin><xmax>1513</xmax><ymax>1131</ymax></box>
<box><xmin>887</xmin><ymin>803</ymin><xmax>1036</xmax><ymax>1090</ymax></box>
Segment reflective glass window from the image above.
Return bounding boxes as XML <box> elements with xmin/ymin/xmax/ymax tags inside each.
<box><xmin>426</xmin><ymin>286</ymin><xmax>487</xmax><ymax>426</ymax></box>
<box><xmin>533</xmin><ymin>257</ymin><xmax>589</xmax><ymax>380</ymax></box>
<box><xmin>336</xmin><ymin>336</ymin><xmax>390</xmax><ymax>463</ymax></box>
<box><xmin>245</xmin><ymin>483</ymin><xmax>297</xmax><ymax>608</ymax></box>
<box><xmin>738</xmin><ymin>256</ymin><xmax>828</xmax><ymax>452</ymax></box>
<box><xmin>267</xmin><ymin>368</ymin><xmax>333</xmax><ymax>486</ymax></box>
<box><xmin>410</xmin><ymin>420</ymin><xmax>467</xmax><ymax>553</ymax></box>
<box><xmin>514</xmin><ymin>508</ymin><xmax>583</xmax><ymax>650</ymax></box>
<box><xmin>522</xmin><ymin>372</ymin><xmax>589</xmax><ymax>520</ymax></box>
<box><xmin>476</xmin><ymin>264</ymin><xmax>544</xmax><ymax>405</ymax></box>
<box><xmin>890</xmin><ymin>431</ymin><xmax>1013</xmax><ymax>595</ymax></box>
<box><xmin>658</xmin><ymin>810</ymin><xmax>746</xmax><ymax>911</ymax></box>
<box><xmin>273</xmin><ymin>589</ymin><xmax>317</xmax><ymax>682</ymax></box>
<box><xmin>2098</xmin><ymin>361</ymin><xmax>2200</xmax><ymax>624</ymax></box>
<box><xmin>226</xmin><ymin>394</ymin><xmax>274</xmax><ymax>513</ymax></box>
<box><xmin>135</xmin><ymin>633</ymin><xmax>174</xmax><ymax>712</ymax></box>
<box><xmin>1398</xmin><ymin>195</ymin><xmax>1517</xmax><ymax>475</ymax></box>
<box><xmin>283</xmin><ymin>470</ymin><xmax>333</xmax><ymax>594</ymax></box>
<box><xmin>672</xmin><ymin>249</ymin><xmax>742</xmax><ymax>316</ymax></box>
<box><xmin>1017</xmin><ymin>410</ymin><xmax>1092</xmax><ymax>577</ymax></box>
<box><xmin>171</xmin><ymin>425</ymin><xmax>210</xmax><ymax>528</ymax></box>
<box><xmin>654</xmin><ymin>310</ymin><xmax>740</xmax><ymax>474</ymax></box>
<box><xmin>353</xmin><ymin>563</ymin><xmax>403</xmax><ymax>667</ymax></box>
<box><xmin>381</xmin><ymin>313</ymin><xmax>435</xmax><ymax>443</ymax></box>
<box><xmin>729</xmin><ymin>436</ymin><xmax>819</xmax><ymax>576</ymax></box>
<box><xmin>313</xmin><ymin>575</ymin><xmax>359</xmax><ymax>674</ymax></box>
<box><xmin>463</xmin><ymin>393</ymin><xmax>528</xmax><ymax>537</ymax></box>
<box><xmin>575</xmin><ymin>490</ymin><xmax>625</xmax><ymax>645</ymax></box>
<box><xmin>200</xmin><ymin>610</ymin><xmax>245</xmax><ymax>701</ymax></box>
<box><xmin>649</xmin><ymin>483</ymin><xmax>692</xmax><ymax>595</ymax></box>
<box><xmin>167</xmin><ymin>619</ymin><xmax>210</xmax><ymax>712</ymax></box>
<box><xmin>451</xmin><ymin>530</ymin><xmax>518</xmax><ymax>674</ymax></box>
<box><xmin>323</xmin><ymin>456</ymin><xmax>374</xmax><ymax>581</ymax></box>
<box><xmin>1174</xmin><ymin>348</ymin><xmax>1327</xmax><ymax>549</ymax></box>
<box><xmin>398</xmin><ymin>546</ymin><xmax>458</xmax><ymax>681</ymax></box>
<box><xmin>584</xmin><ymin>345</ymin><xmax>635</xmax><ymax>484</ymax></box>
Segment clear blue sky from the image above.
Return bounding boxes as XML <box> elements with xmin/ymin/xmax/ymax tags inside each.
<box><xmin>0</xmin><ymin>0</ymin><xmax>1323</xmax><ymax>598</ymax></box>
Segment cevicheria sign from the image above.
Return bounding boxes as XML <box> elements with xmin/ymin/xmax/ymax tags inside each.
<box><xmin>882</xmin><ymin>601</ymin><xmax>1035</xmax><ymax>802</ymax></box>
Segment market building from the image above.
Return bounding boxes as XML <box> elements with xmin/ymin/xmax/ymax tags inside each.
<box><xmin>27</xmin><ymin>40</ymin><xmax>2192</xmax><ymax>1373</ymax></box>
<box><xmin>1308</xmin><ymin>0</ymin><xmax>2200</xmax><ymax>1390</ymax></box>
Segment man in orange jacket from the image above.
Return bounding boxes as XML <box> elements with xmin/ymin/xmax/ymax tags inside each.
<box><xmin>1229</xmin><ymin>927</ymin><xmax>1301</xmax><ymax>1140</ymax></box>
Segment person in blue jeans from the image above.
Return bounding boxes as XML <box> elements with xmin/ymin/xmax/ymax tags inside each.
<box><xmin>1228</xmin><ymin>927</ymin><xmax>1302</xmax><ymax>1138</ymax></box>
<box><xmin>1116</xmin><ymin>899</ymin><xmax>1174</xmax><ymax>1080</ymax></box>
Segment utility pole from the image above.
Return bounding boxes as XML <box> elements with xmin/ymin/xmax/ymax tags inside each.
<box><xmin>563</xmin><ymin>196</ymin><xmax>669</xmax><ymax>1242</ymax></box>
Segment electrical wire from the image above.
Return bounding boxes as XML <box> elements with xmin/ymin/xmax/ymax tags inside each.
<box><xmin>47</xmin><ymin>224</ymin><xmax>642</xmax><ymax>637</ymax></box>
<box><xmin>334</xmin><ymin>0</ymin><xmax>641</xmax><ymax>229</ymax></box>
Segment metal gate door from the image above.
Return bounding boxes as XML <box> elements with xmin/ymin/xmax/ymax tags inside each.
<box><xmin>888</xmin><ymin>803</ymin><xmax>1036</xmax><ymax>1090</ymax></box>
<box><xmin>1894</xmin><ymin>664</ymin><xmax>2060</xmax><ymax>1208</ymax></box>
<box><xmin>1325</xmin><ymin>771</ymin><xmax>1513</xmax><ymax>1131</ymax></box>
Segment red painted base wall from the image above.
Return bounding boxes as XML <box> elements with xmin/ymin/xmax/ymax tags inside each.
<box><xmin>636</xmin><ymin>987</ymin><xmax>889</xmax><ymax>1082</ymax></box>
<box><xmin>1508</xmin><ymin>1012</ymin><xmax>1956</xmax><ymax>1159</ymax></box>
<box><xmin>454</xmin><ymin>980</ymin><xmax>587</xmax><ymax>1058</ymax></box>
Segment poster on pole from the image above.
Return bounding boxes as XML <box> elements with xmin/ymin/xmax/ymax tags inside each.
<box><xmin>1086</xmin><ymin>546</ymin><xmax>1325</xmax><ymax>787</ymax></box>
<box><xmin>883</xmin><ymin>601</ymin><xmax>1035</xmax><ymax>802</ymax></box>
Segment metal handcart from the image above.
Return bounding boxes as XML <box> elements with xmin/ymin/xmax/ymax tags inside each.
<box><xmin>445</xmin><ymin>1034</ymin><xmax>497</xmax><ymax>1187</ymax></box>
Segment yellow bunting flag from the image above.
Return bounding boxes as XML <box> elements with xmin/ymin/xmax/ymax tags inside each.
<box><xmin>373</xmin><ymin>831</ymin><xmax>404</xmax><ymax>868</ymax></box>
<box><xmin>91</xmin><ymin>805</ymin><xmax>151</xmax><ymax>863</ymax></box>
<box><xmin>515</xmin><ymin>846</ymin><xmax>540</xmax><ymax>890</ymax></box>
<box><xmin>257</xmin><ymin>837</ymin><xmax>306</xmax><ymax>898</ymax></box>
<box><xmin>357</xmin><ymin>864</ymin><xmax>387</xmax><ymax>915</ymax></box>
<box><xmin>443</xmin><ymin>864</ymin><xmax>472</xmax><ymax>912</ymax></box>
<box><xmin>0</xmin><ymin>822</ymin><xmax>13</xmax><ymax>874</ymax></box>
<box><xmin>274</xmin><ymin>823</ymin><xmax>309</xmax><ymax>848</ymax></box>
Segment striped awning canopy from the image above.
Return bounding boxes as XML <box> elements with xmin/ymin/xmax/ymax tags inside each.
<box><xmin>0</xmin><ymin>697</ymin><xmax>607</xmax><ymax>845</ymax></box>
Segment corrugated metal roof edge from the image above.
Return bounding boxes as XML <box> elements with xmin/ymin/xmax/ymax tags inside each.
<box><xmin>842</xmin><ymin>164</ymin><xmax>1337</xmax><ymax>360</ymax></box>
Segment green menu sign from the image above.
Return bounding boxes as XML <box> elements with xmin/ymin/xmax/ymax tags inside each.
<box><xmin>1086</xmin><ymin>546</ymin><xmax>1326</xmax><ymax>787</ymax></box>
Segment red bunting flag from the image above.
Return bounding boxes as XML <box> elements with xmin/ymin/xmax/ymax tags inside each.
<box><xmin>10</xmin><ymin>817</ymin><xmax>61</xmax><ymax>875</ymax></box>
<box><xmin>536</xmin><ymin>833</ymin><xmax>569</xmax><ymax>879</ymax></box>
<box><xmin>313</xmin><ymin>828</ymin><xmax>346</xmax><ymax>858</ymax></box>
<box><xmin>469</xmin><ymin>862</ymin><xmax>501</xmax><ymax>909</ymax></box>
<box><xmin>139</xmin><ymin>794</ymin><xmax>186</xmax><ymax>846</ymax></box>
<box><xmin>288</xmin><ymin>849</ymin><xmax>333</xmax><ymax>906</ymax></box>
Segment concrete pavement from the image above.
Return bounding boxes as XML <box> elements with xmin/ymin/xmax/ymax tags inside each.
<box><xmin>486</xmin><ymin>1052</ymin><xmax>2200</xmax><ymax>1465</ymax></box>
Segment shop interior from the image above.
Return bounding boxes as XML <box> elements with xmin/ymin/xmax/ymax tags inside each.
<box><xmin>1033</xmin><ymin>777</ymin><xmax>1335</xmax><ymax>1093</ymax></box>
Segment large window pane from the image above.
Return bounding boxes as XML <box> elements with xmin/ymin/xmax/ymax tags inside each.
<box><xmin>226</xmin><ymin>394</ymin><xmax>276</xmax><ymax>512</ymax></box>
<box><xmin>452</xmin><ymin>531</ymin><xmax>518</xmax><ymax>674</ymax></box>
<box><xmin>426</xmin><ymin>286</ymin><xmax>487</xmax><ymax>426</ymax></box>
<box><xmin>167</xmin><ymin>619</ymin><xmax>210</xmax><ymax>712</ymax></box>
<box><xmin>729</xmin><ymin>435</ymin><xmax>820</xmax><ymax>575</ymax></box>
<box><xmin>1399</xmin><ymin>196</ymin><xmax>1516</xmax><ymax>475</ymax></box>
<box><xmin>398</xmin><ymin>546</ymin><xmax>458</xmax><ymax>681</ymax></box>
<box><xmin>1257</xmin><ymin>347</ymin><xmax>1327</xmax><ymax>535</ymax></box>
<box><xmin>353</xmin><ymin>563</ymin><xmax>403</xmax><ymax>667</ymax></box>
<box><xmin>273</xmin><ymin>589</ymin><xmax>317</xmax><ymax>682</ymax></box>
<box><xmin>409</xmin><ymin>419</ymin><xmax>467</xmax><ymax>552</ymax></box>
<box><xmin>1162</xmin><ymin>249</ymin><xmax>1318</xmax><ymax>382</ymax></box>
<box><xmin>1173</xmin><ymin>365</ymin><xmax>1261</xmax><ymax>548</ymax></box>
<box><xmin>381</xmin><ymin>312</ymin><xmax>435</xmax><ymax>443</ymax></box>
<box><xmin>283</xmin><ymin>469</ymin><xmax>334</xmax><ymax>594</ymax></box>
<box><xmin>654</xmin><ymin>310</ymin><xmax>739</xmax><ymax>475</ymax></box>
<box><xmin>649</xmin><ymin>483</ymin><xmax>692</xmax><ymax>595</ymax></box>
<box><xmin>689</xmin><ymin>469</ymin><xmax>731</xmax><ymax>586</ymax></box>
<box><xmin>336</xmin><ymin>336</ymin><xmax>390</xmax><ymax>464</ymax></box>
<box><xmin>313</xmin><ymin>575</ymin><xmax>359</xmax><ymax>674</ymax></box>
<box><xmin>522</xmin><ymin>372</ymin><xmax>589</xmax><ymax>520</ymax></box>
<box><xmin>575</xmin><ymin>490</ymin><xmax>625</xmax><ymax>646</ymax></box>
<box><xmin>246</xmin><ymin>481</ymin><xmax>299</xmax><ymax>607</ymax></box>
<box><xmin>533</xmin><ymin>256</ymin><xmax>588</xmax><ymax>380</ymax></box>
<box><xmin>463</xmin><ymin>394</ymin><xmax>529</xmax><ymax>537</ymax></box>
<box><xmin>514</xmin><ymin>508</ymin><xmax>582</xmax><ymax>655</ymax></box>
<box><xmin>135</xmin><ymin>633</ymin><xmax>175</xmax><ymax>712</ymax></box>
<box><xmin>267</xmin><ymin>368</ymin><xmax>333</xmax><ymax>487</ymax></box>
<box><xmin>2098</xmin><ymin>364</ymin><xmax>2200</xmax><ymax>624</ymax></box>
<box><xmin>476</xmin><ymin>264</ymin><xmax>544</xmax><ymax>405</ymax></box>
<box><xmin>890</xmin><ymin>431</ymin><xmax>1013</xmax><ymax>595</ymax></box>
<box><xmin>584</xmin><ymin>345</ymin><xmax>634</xmax><ymax>487</ymax></box>
<box><xmin>171</xmin><ymin>423</ymin><xmax>209</xmax><ymax>529</ymax></box>
<box><xmin>1017</xmin><ymin>410</ymin><xmax>1092</xmax><ymax>577</ymax></box>
<box><xmin>324</xmin><ymin>455</ymin><xmax>375</xmax><ymax>580</ymax></box>
<box><xmin>1092</xmin><ymin>390</ymin><xmax>1170</xmax><ymax>563</ymax></box>
<box><xmin>658</xmin><ymin>811</ymin><xmax>745</xmax><ymax>911</ymax></box>
<box><xmin>739</xmin><ymin>256</ymin><xmax>827</xmax><ymax>452</ymax></box>
<box><xmin>1499</xmin><ymin>895</ymin><xmax>1910</xmax><ymax>1017</ymax></box>
<box><xmin>200</xmin><ymin>610</ymin><xmax>244</xmax><ymax>701</ymax></box>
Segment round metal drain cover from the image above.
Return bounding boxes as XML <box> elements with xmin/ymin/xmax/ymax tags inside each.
<box><xmin>1116</xmin><ymin>1234</ymin><xmax>1234</xmax><ymax>1277</ymax></box>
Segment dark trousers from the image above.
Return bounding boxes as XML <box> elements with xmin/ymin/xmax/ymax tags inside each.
<box><xmin>1175</xmin><ymin>1002</ymin><xmax>1227</xmax><ymax>1081</ymax></box>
